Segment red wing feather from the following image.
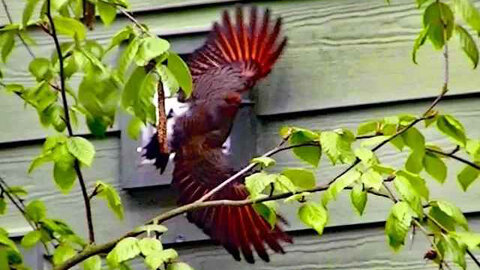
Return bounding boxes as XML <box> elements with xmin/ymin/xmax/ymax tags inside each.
<box><xmin>171</xmin><ymin>158</ymin><xmax>291</xmax><ymax>263</ymax></box>
<box><xmin>188</xmin><ymin>6</ymin><xmax>287</xmax><ymax>85</ymax></box>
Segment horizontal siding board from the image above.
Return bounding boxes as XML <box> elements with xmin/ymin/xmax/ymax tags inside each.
<box><xmin>0</xmin><ymin>0</ymin><xmax>239</xmax><ymax>26</ymax></box>
<box><xmin>254</xmin><ymin>0</ymin><xmax>480</xmax><ymax>115</ymax></box>
<box><xmin>3</xmin><ymin>0</ymin><xmax>480</xmax><ymax>142</ymax></box>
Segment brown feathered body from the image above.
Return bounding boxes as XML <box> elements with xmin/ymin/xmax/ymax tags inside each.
<box><xmin>145</xmin><ymin>6</ymin><xmax>290</xmax><ymax>263</ymax></box>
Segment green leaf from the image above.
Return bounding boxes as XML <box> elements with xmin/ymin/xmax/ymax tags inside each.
<box><xmin>457</xmin><ymin>164</ymin><xmax>479</xmax><ymax>191</ymax></box>
<box><xmin>107</xmin><ymin>237</ymin><xmax>140</xmax><ymax>267</ymax></box>
<box><xmin>245</xmin><ymin>172</ymin><xmax>275</xmax><ymax>199</ymax></box>
<box><xmin>138</xmin><ymin>238</ymin><xmax>163</xmax><ymax>256</ymax></box>
<box><xmin>23</xmin><ymin>0</ymin><xmax>40</xmax><ymax>27</ymax></box>
<box><xmin>127</xmin><ymin>117</ymin><xmax>145</xmax><ymax>140</ymax></box>
<box><xmin>83</xmin><ymin>255</ymin><xmax>101</xmax><ymax>270</ymax></box>
<box><xmin>423</xmin><ymin>1</ymin><xmax>454</xmax><ymax>49</ymax></box>
<box><xmin>25</xmin><ymin>200</ymin><xmax>46</xmax><ymax>222</ymax></box>
<box><xmin>7</xmin><ymin>186</ymin><xmax>28</xmax><ymax>197</ymax></box>
<box><xmin>423</xmin><ymin>152</ymin><xmax>447</xmax><ymax>183</ymax></box>
<box><xmin>121</xmin><ymin>66</ymin><xmax>147</xmax><ymax>110</ymax></box>
<box><xmin>394</xmin><ymin>171</ymin><xmax>428</xmax><ymax>216</ymax></box>
<box><xmin>157</xmin><ymin>64</ymin><xmax>179</xmax><ymax>97</ymax></box>
<box><xmin>372</xmin><ymin>164</ymin><xmax>396</xmax><ymax>175</ymax></box>
<box><xmin>412</xmin><ymin>25</ymin><xmax>430</xmax><ymax>64</ymax></box>
<box><xmin>95</xmin><ymin>181</ymin><xmax>124</xmax><ymax>219</ymax></box>
<box><xmin>20</xmin><ymin>230</ymin><xmax>41</xmax><ymax>249</ymax></box>
<box><xmin>361</xmin><ymin>169</ymin><xmax>383</xmax><ymax>191</ymax></box>
<box><xmin>28</xmin><ymin>153</ymin><xmax>53</xmax><ymax>174</ymax></box>
<box><xmin>167</xmin><ymin>52</ymin><xmax>193</xmax><ymax>98</ymax></box>
<box><xmin>454</xmin><ymin>232</ymin><xmax>480</xmax><ymax>249</ymax></box>
<box><xmin>66</xmin><ymin>137</ymin><xmax>95</xmax><ymax>166</ymax></box>
<box><xmin>53</xmin><ymin>244</ymin><xmax>77</xmax><ymax>265</ymax></box>
<box><xmin>416</xmin><ymin>0</ymin><xmax>430</xmax><ymax>8</ymax></box>
<box><xmin>402</xmin><ymin>127</ymin><xmax>425</xmax><ymax>152</ymax></box>
<box><xmin>322</xmin><ymin>170</ymin><xmax>361</xmax><ymax>205</ymax></box>
<box><xmin>436</xmin><ymin>115</ymin><xmax>467</xmax><ymax>147</ymax></box>
<box><xmin>122</xmin><ymin>67</ymin><xmax>157</xmax><ymax>124</ymax></box>
<box><xmin>29</xmin><ymin>58</ymin><xmax>51</xmax><ymax>80</ymax></box>
<box><xmin>117</xmin><ymin>36</ymin><xmax>141</xmax><ymax>77</ymax></box>
<box><xmin>284</xmin><ymin>192</ymin><xmax>312</xmax><ymax>203</ymax></box>
<box><xmin>281</xmin><ymin>168</ymin><xmax>316</xmax><ymax>189</ymax></box>
<box><xmin>405</xmin><ymin>150</ymin><xmax>424</xmax><ymax>174</ymax></box>
<box><xmin>298</xmin><ymin>202</ymin><xmax>328</xmax><ymax>235</ymax></box>
<box><xmin>432</xmin><ymin>200</ymin><xmax>469</xmax><ymax>230</ymax></box>
<box><xmin>1</xmin><ymin>31</ymin><xmax>15</xmax><ymax>63</ymax></box>
<box><xmin>145</xmin><ymin>249</ymin><xmax>178</xmax><ymax>270</ymax></box>
<box><xmin>350</xmin><ymin>184</ymin><xmax>367</xmax><ymax>215</ymax></box>
<box><xmin>466</xmin><ymin>139</ymin><xmax>480</xmax><ymax>161</ymax></box>
<box><xmin>97</xmin><ymin>1</ymin><xmax>117</xmax><ymax>26</ymax></box>
<box><xmin>320</xmin><ymin>130</ymin><xmax>355</xmax><ymax>165</ymax></box>
<box><xmin>357</xmin><ymin>121</ymin><xmax>378</xmax><ymax>136</ymax></box>
<box><xmin>455</xmin><ymin>24</ymin><xmax>479</xmax><ymax>68</ymax></box>
<box><xmin>135</xmin><ymin>37</ymin><xmax>170</xmax><ymax>66</ymax></box>
<box><xmin>167</xmin><ymin>262</ymin><xmax>195</xmax><ymax>270</ymax></box>
<box><xmin>397</xmin><ymin>170</ymin><xmax>429</xmax><ymax>200</ymax></box>
<box><xmin>53</xmin><ymin>16</ymin><xmax>86</xmax><ymax>40</ymax></box>
<box><xmin>107</xmin><ymin>26</ymin><xmax>133</xmax><ymax>52</ymax></box>
<box><xmin>53</xmin><ymin>158</ymin><xmax>77</xmax><ymax>194</ymax></box>
<box><xmin>390</xmin><ymin>135</ymin><xmax>405</xmax><ymax>151</ymax></box>
<box><xmin>385</xmin><ymin>201</ymin><xmax>413</xmax><ymax>251</ymax></box>
<box><xmin>0</xmin><ymin>199</ymin><xmax>6</xmax><ymax>215</ymax></box>
<box><xmin>0</xmin><ymin>233</ymin><xmax>19</xmax><ymax>252</ymax></box>
<box><xmin>453</xmin><ymin>0</ymin><xmax>480</xmax><ymax>33</ymax></box>
<box><xmin>446</xmin><ymin>236</ymin><xmax>467</xmax><ymax>269</ymax></box>
<box><xmin>274</xmin><ymin>175</ymin><xmax>297</xmax><ymax>193</ymax></box>
<box><xmin>289</xmin><ymin>128</ymin><xmax>321</xmax><ymax>167</ymax></box>
<box><xmin>355</xmin><ymin>147</ymin><xmax>378</xmax><ymax>166</ymax></box>
<box><xmin>250</xmin><ymin>157</ymin><xmax>276</xmax><ymax>168</ymax></box>
<box><xmin>253</xmin><ymin>202</ymin><xmax>277</xmax><ymax>229</ymax></box>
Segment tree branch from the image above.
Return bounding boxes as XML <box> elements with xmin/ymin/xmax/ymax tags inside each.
<box><xmin>0</xmin><ymin>0</ymin><xmax>35</xmax><ymax>59</ymax></box>
<box><xmin>44</xmin><ymin>0</ymin><xmax>95</xmax><ymax>244</ymax></box>
<box><xmin>427</xmin><ymin>148</ymin><xmax>480</xmax><ymax>171</ymax></box>
<box><xmin>0</xmin><ymin>177</ymin><xmax>52</xmax><ymax>256</ymax></box>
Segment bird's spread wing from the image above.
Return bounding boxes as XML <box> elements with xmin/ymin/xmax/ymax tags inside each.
<box><xmin>172</xmin><ymin>149</ymin><xmax>292</xmax><ymax>263</ymax></box>
<box><xmin>184</xmin><ymin>6</ymin><xmax>287</xmax><ymax>100</ymax></box>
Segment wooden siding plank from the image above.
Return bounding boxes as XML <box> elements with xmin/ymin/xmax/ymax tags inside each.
<box><xmin>0</xmin><ymin>0</ymin><xmax>238</xmax><ymax>27</ymax></box>
<box><xmin>3</xmin><ymin>0</ymin><xmax>480</xmax><ymax>141</ymax></box>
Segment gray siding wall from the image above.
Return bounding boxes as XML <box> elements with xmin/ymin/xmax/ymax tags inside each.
<box><xmin>1</xmin><ymin>0</ymin><xmax>480</xmax><ymax>269</ymax></box>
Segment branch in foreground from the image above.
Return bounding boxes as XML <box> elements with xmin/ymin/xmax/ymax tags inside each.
<box><xmin>0</xmin><ymin>0</ymin><xmax>35</xmax><ymax>59</ymax></box>
<box><xmin>44</xmin><ymin>0</ymin><xmax>95</xmax><ymax>244</ymax></box>
<box><xmin>0</xmin><ymin>177</ymin><xmax>52</xmax><ymax>256</ymax></box>
<box><xmin>427</xmin><ymin>148</ymin><xmax>480</xmax><ymax>171</ymax></box>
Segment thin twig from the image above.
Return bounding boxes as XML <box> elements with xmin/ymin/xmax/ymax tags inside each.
<box><xmin>427</xmin><ymin>148</ymin><xmax>480</xmax><ymax>171</ymax></box>
<box><xmin>466</xmin><ymin>249</ymin><xmax>480</xmax><ymax>268</ymax></box>
<box><xmin>0</xmin><ymin>177</ymin><xmax>52</xmax><ymax>256</ymax></box>
<box><xmin>45</xmin><ymin>0</ymin><xmax>95</xmax><ymax>244</ymax></box>
<box><xmin>198</xmin><ymin>137</ymin><xmax>292</xmax><ymax>202</ymax></box>
<box><xmin>0</xmin><ymin>0</ymin><xmax>35</xmax><ymax>58</ymax></box>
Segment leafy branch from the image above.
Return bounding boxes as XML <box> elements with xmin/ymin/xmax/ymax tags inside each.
<box><xmin>42</xmin><ymin>0</ymin><xmax>96</xmax><ymax>244</ymax></box>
